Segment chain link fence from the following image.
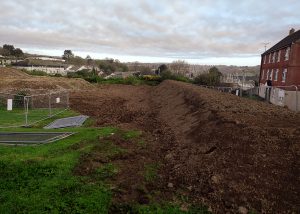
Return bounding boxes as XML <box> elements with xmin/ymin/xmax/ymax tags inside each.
<box><xmin>0</xmin><ymin>89</ymin><xmax>69</xmax><ymax>128</ymax></box>
<box><xmin>199</xmin><ymin>85</ymin><xmax>299</xmax><ymax>112</ymax></box>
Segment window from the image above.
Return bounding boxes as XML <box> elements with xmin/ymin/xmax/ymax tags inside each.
<box><xmin>263</xmin><ymin>55</ymin><xmax>266</xmax><ymax>64</ymax></box>
<box><xmin>261</xmin><ymin>69</ymin><xmax>265</xmax><ymax>80</ymax></box>
<box><xmin>268</xmin><ymin>54</ymin><xmax>271</xmax><ymax>63</ymax></box>
<box><xmin>282</xmin><ymin>68</ymin><xmax>287</xmax><ymax>82</ymax></box>
<box><xmin>277</xmin><ymin>50</ymin><xmax>281</xmax><ymax>62</ymax></box>
<box><xmin>266</xmin><ymin>69</ymin><xmax>270</xmax><ymax>80</ymax></box>
<box><xmin>272</xmin><ymin>52</ymin><xmax>276</xmax><ymax>63</ymax></box>
<box><xmin>285</xmin><ymin>47</ymin><xmax>290</xmax><ymax>61</ymax></box>
<box><xmin>270</xmin><ymin>69</ymin><xmax>273</xmax><ymax>80</ymax></box>
<box><xmin>274</xmin><ymin>69</ymin><xmax>278</xmax><ymax>81</ymax></box>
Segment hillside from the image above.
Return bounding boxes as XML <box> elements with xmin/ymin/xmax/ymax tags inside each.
<box><xmin>0</xmin><ymin>67</ymin><xmax>94</xmax><ymax>91</ymax></box>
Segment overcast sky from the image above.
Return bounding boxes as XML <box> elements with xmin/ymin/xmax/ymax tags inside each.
<box><xmin>1</xmin><ymin>0</ymin><xmax>299</xmax><ymax>65</ymax></box>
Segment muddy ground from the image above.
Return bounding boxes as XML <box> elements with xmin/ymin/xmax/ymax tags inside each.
<box><xmin>70</xmin><ymin>80</ymin><xmax>300</xmax><ymax>213</ymax></box>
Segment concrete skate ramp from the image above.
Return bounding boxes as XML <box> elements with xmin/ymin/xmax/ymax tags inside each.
<box><xmin>44</xmin><ymin>115</ymin><xmax>89</xmax><ymax>129</ymax></box>
<box><xmin>0</xmin><ymin>132</ymin><xmax>74</xmax><ymax>145</ymax></box>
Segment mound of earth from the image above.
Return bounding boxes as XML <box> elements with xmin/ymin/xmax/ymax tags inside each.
<box><xmin>70</xmin><ymin>80</ymin><xmax>300</xmax><ymax>213</ymax></box>
<box><xmin>0</xmin><ymin>67</ymin><xmax>94</xmax><ymax>91</ymax></box>
<box><xmin>0</xmin><ymin>67</ymin><xmax>30</xmax><ymax>79</ymax></box>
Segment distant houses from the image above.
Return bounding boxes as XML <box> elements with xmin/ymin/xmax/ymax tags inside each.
<box><xmin>259</xmin><ymin>28</ymin><xmax>300</xmax><ymax>111</ymax></box>
<box><xmin>221</xmin><ymin>72</ymin><xmax>257</xmax><ymax>89</ymax></box>
<box><xmin>11</xmin><ymin>57</ymin><xmax>100</xmax><ymax>76</ymax></box>
<box><xmin>0</xmin><ymin>55</ymin><xmax>23</xmax><ymax>67</ymax></box>
<box><xmin>12</xmin><ymin>58</ymin><xmax>67</xmax><ymax>75</ymax></box>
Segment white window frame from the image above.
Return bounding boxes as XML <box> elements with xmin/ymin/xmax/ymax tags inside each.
<box><xmin>261</xmin><ymin>69</ymin><xmax>264</xmax><ymax>80</ymax></box>
<box><xmin>277</xmin><ymin>50</ymin><xmax>281</xmax><ymax>62</ymax></box>
<box><xmin>268</xmin><ymin>54</ymin><xmax>271</xmax><ymax>63</ymax></box>
<box><xmin>272</xmin><ymin>53</ymin><xmax>276</xmax><ymax>63</ymax></box>
<box><xmin>274</xmin><ymin>69</ymin><xmax>278</xmax><ymax>81</ymax></box>
<box><xmin>263</xmin><ymin>55</ymin><xmax>266</xmax><ymax>64</ymax></box>
<box><xmin>285</xmin><ymin>47</ymin><xmax>290</xmax><ymax>61</ymax></box>
<box><xmin>282</xmin><ymin>68</ymin><xmax>287</xmax><ymax>82</ymax></box>
<box><xmin>266</xmin><ymin>69</ymin><xmax>270</xmax><ymax>80</ymax></box>
<box><xmin>270</xmin><ymin>69</ymin><xmax>273</xmax><ymax>80</ymax></box>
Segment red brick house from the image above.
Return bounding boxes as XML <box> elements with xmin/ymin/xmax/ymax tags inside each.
<box><xmin>259</xmin><ymin>29</ymin><xmax>300</xmax><ymax>111</ymax></box>
<box><xmin>259</xmin><ymin>28</ymin><xmax>300</xmax><ymax>87</ymax></box>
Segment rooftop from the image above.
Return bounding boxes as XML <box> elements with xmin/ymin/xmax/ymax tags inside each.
<box><xmin>263</xmin><ymin>29</ymin><xmax>300</xmax><ymax>55</ymax></box>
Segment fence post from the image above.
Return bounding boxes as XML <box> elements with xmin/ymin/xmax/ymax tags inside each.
<box><xmin>24</xmin><ymin>96</ymin><xmax>27</xmax><ymax>126</ymax></box>
<box><xmin>295</xmin><ymin>86</ymin><xmax>298</xmax><ymax>112</ymax></box>
<box><xmin>66</xmin><ymin>91</ymin><xmax>69</xmax><ymax>108</ymax></box>
<box><xmin>48</xmin><ymin>92</ymin><xmax>52</xmax><ymax>117</ymax></box>
<box><xmin>24</xmin><ymin>96</ymin><xmax>29</xmax><ymax>127</ymax></box>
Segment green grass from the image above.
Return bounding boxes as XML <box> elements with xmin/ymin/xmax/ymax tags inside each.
<box><xmin>0</xmin><ymin>108</ymin><xmax>73</xmax><ymax>128</ymax></box>
<box><xmin>144</xmin><ymin>163</ymin><xmax>159</xmax><ymax>183</ymax></box>
<box><xmin>0</xmin><ymin>125</ymin><xmax>115</xmax><ymax>213</ymax></box>
<box><xmin>122</xmin><ymin>130</ymin><xmax>142</xmax><ymax>140</ymax></box>
<box><xmin>96</xmin><ymin>76</ymin><xmax>161</xmax><ymax>86</ymax></box>
<box><xmin>21</xmin><ymin>69</ymin><xmax>48</xmax><ymax>76</ymax></box>
<box><xmin>95</xmin><ymin>163</ymin><xmax>119</xmax><ymax>180</ymax></box>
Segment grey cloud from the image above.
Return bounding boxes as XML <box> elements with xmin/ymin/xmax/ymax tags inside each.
<box><xmin>0</xmin><ymin>0</ymin><xmax>299</xmax><ymax>63</ymax></box>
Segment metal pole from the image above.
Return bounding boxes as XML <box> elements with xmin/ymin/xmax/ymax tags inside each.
<box><xmin>49</xmin><ymin>92</ymin><xmax>52</xmax><ymax>117</ymax></box>
<box><xmin>294</xmin><ymin>86</ymin><xmax>298</xmax><ymax>112</ymax></box>
<box><xmin>24</xmin><ymin>96</ymin><xmax>27</xmax><ymax>126</ymax></box>
<box><xmin>66</xmin><ymin>91</ymin><xmax>69</xmax><ymax>109</ymax></box>
<box><xmin>24</xmin><ymin>96</ymin><xmax>29</xmax><ymax>126</ymax></box>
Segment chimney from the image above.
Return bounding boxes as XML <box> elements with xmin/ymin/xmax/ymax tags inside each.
<box><xmin>289</xmin><ymin>28</ymin><xmax>295</xmax><ymax>35</ymax></box>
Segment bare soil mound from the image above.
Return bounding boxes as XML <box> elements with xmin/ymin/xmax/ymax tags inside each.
<box><xmin>0</xmin><ymin>67</ymin><xmax>30</xmax><ymax>79</ymax></box>
<box><xmin>70</xmin><ymin>80</ymin><xmax>300</xmax><ymax>213</ymax></box>
<box><xmin>0</xmin><ymin>67</ymin><xmax>94</xmax><ymax>91</ymax></box>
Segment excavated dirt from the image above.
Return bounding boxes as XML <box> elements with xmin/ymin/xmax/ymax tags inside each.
<box><xmin>70</xmin><ymin>80</ymin><xmax>300</xmax><ymax>213</ymax></box>
<box><xmin>0</xmin><ymin>67</ymin><xmax>94</xmax><ymax>91</ymax></box>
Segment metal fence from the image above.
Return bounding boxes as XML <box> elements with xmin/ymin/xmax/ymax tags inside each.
<box><xmin>199</xmin><ymin>85</ymin><xmax>300</xmax><ymax>112</ymax></box>
<box><xmin>0</xmin><ymin>89</ymin><xmax>69</xmax><ymax>128</ymax></box>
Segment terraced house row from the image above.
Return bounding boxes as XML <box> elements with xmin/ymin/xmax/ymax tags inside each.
<box><xmin>259</xmin><ymin>28</ymin><xmax>300</xmax><ymax>111</ymax></box>
<box><xmin>260</xmin><ymin>28</ymin><xmax>300</xmax><ymax>87</ymax></box>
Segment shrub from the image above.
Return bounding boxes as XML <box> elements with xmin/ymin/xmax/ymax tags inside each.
<box><xmin>84</xmin><ymin>76</ymin><xmax>102</xmax><ymax>83</ymax></box>
<box><xmin>21</xmin><ymin>69</ymin><xmax>48</xmax><ymax>76</ymax></box>
<box><xmin>193</xmin><ymin>67</ymin><xmax>222</xmax><ymax>86</ymax></box>
<box><xmin>123</xmin><ymin>76</ymin><xmax>143</xmax><ymax>85</ymax></box>
<box><xmin>0</xmin><ymin>97</ymin><xmax>5</xmax><ymax>109</ymax></box>
<box><xmin>51</xmin><ymin>73</ymin><xmax>63</xmax><ymax>77</ymax></box>
<box><xmin>160</xmin><ymin>70</ymin><xmax>191</xmax><ymax>83</ymax></box>
<box><xmin>13</xmin><ymin>91</ymin><xmax>27</xmax><ymax>108</ymax></box>
<box><xmin>142</xmin><ymin>75</ymin><xmax>161</xmax><ymax>81</ymax></box>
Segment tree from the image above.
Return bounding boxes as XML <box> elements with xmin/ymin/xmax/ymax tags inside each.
<box><xmin>194</xmin><ymin>66</ymin><xmax>222</xmax><ymax>86</ymax></box>
<box><xmin>67</xmin><ymin>56</ymin><xmax>85</xmax><ymax>65</ymax></box>
<box><xmin>133</xmin><ymin>61</ymin><xmax>139</xmax><ymax>72</ymax></box>
<box><xmin>62</xmin><ymin>50</ymin><xmax>74</xmax><ymax>60</ymax></box>
<box><xmin>95</xmin><ymin>59</ymin><xmax>128</xmax><ymax>74</ymax></box>
<box><xmin>13</xmin><ymin>48</ymin><xmax>24</xmax><ymax>57</ymax></box>
<box><xmin>0</xmin><ymin>47</ymin><xmax>4</xmax><ymax>55</ymax></box>
<box><xmin>169</xmin><ymin>60</ymin><xmax>189</xmax><ymax>75</ymax></box>
<box><xmin>86</xmin><ymin>55</ymin><xmax>93</xmax><ymax>65</ymax></box>
<box><xmin>1</xmin><ymin>44</ymin><xmax>24</xmax><ymax>57</ymax></box>
<box><xmin>157</xmin><ymin>64</ymin><xmax>168</xmax><ymax>75</ymax></box>
<box><xmin>3</xmin><ymin>44</ymin><xmax>15</xmax><ymax>56</ymax></box>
